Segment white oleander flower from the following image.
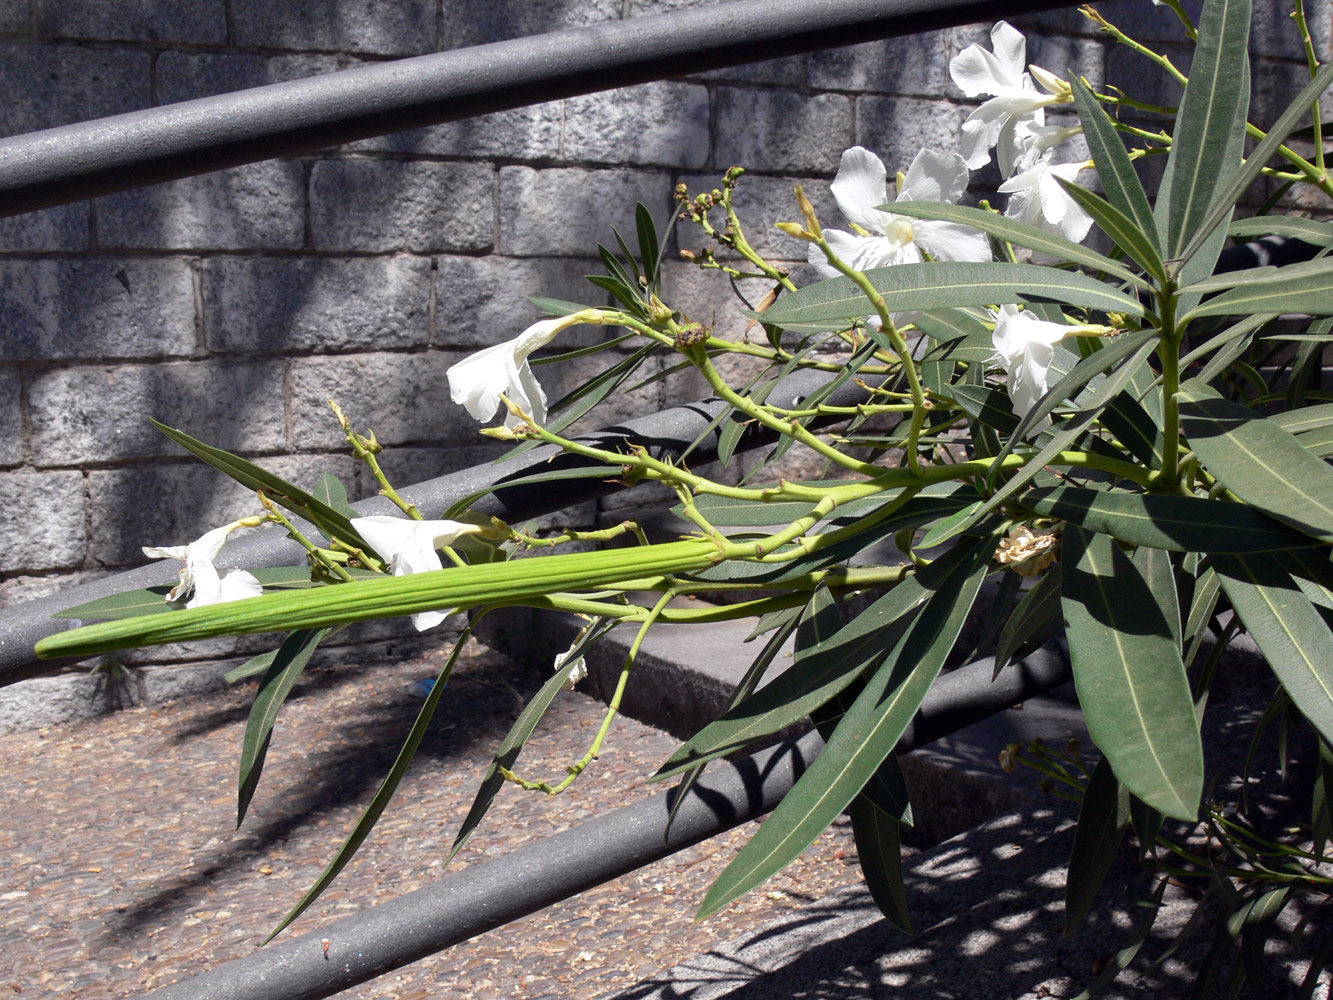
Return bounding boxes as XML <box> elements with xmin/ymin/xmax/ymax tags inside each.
<box><xmin>351</xmin><ymin>515</ymin><xmax>482</xmax><ymax>631</ymax></box>
<box><xmin>143</xmin><ymin>520</ymin><xmax>263</xmax><ymax>609</ymax></box>
<box><xmin>807</xmin><ymin>146</ymin><xmax>990</xmax><ymax>281</ymax></box>
<box><xmin>448</xmin><ymin>312</ymin><xmax>602</xmax><ymax>428</ymax></box>
<box><xmin>554</xmin><ymin>640</ymin><xmax>589</xmax><ymax>691</ymax></box>
<box><xmin>950</xmin><ymin>21</ymin><xmax>1071</xmax><ymax>176</ymax></box>
<box><xmin>990</xmin><ymin>304</ymin><xmax>1078</xmax><ymax>430</ymax></box>
<box><xmin>998</xmin><ymin>155</ymin><xmax>1095</xmax><ymax>244</ymax></box>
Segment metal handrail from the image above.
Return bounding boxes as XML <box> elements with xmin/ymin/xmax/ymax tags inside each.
<box><xmin>0</xmin><ymin>0</ymin><xmax>1079</xmax><ymax>216</ymax></box>
<box><xmin>137</xmin><ymin>643</ymin><xmax>1072</xmax><ymax>1000</ymax></box>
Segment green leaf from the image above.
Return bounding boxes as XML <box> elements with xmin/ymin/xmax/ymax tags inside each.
<box><xmin>1181</xmin><ymin>257</ymin><xmax>1333</xmax><ymax>321</ymax></box>
<box><xmin>313</xmin><ymin>473</ymin><xmax>358</xmax><ymax>520</ymax></box>
<box><xmin>654</xmin><ymin>569</ymin><xmax>924</xmax><ymax>781</ymax></box>
<box><xmin>1069</xmin><ymin>75</ymin><xmax>1159</xmax><ymax>254</ymax></box>
<box><xmin>1069</xmin><ymin>875</ymin><xmax>1168</xmax><ymax>1000</ymax></box>
<box><xmin>755</xmin><ymin>262</ymin><xmax>1143</xmax><ymax>334</ymax></box>
<box><xmin>265</xmin><ymin>618</ymin><xmax>478</xmax><ymax>942</ymax></box>
<box><xmin>1313</xmin><ymin>737</ymin><xmax>1333</xmax><ymax>857</ymax></box>
<box><xmin>151</xmin><ymin>420</ymin><xmax>370</xmax><ymax>551</ymax></box>
<box><xmin>529</xmin><ymin>295</ymin><xmax>594</xmax><ymax>317</ymax></box>
<box><xmin>1229</xmin><ymin>215</ymin><xmax>1333</xmax><ymax>244</ymax></box>
<box><xmin>946</xmin><ymin>383</ymin><xmax>1021</xmax><ymax>436</ymax></box>
<box><xmin>1061</xmin><ymin>526</ymin><xmax>1203</xmax><ymax>821</ymax></box>
<box><xmin>697</xmin><ymin>534</ymin><xmax>993</xmax><ymax>918</ymax></box>
<box><xmin>1135</xmin><ymin>544</ymin><xmax>1182</xmax><ymax>650</ymax></box>
<box><xmin>994</xmin><ymin>570</ymin><xmax>1063</xmax><ymax>674</ymax></box>
<box><xmin>1235</xmin><ymin>887</ymin><xmax>1290</xmax><ymax>991</ymax></box>
<box><xmin>1064</xmin><ymin>756</ymin><xmax>1130</xmax><ymax>934</ymax></box>
<box><xmin>636</xmin><ymin>203</ymin><xmax>661</xmax><ymax>287</ymax></box>
<box><xmin>849</xmin><ymin>795</ymin><xmax>913</xmax><ymax>934</ymax></box>
<box><xmin>1181</xmin><ymin>61</ymin><xmax>1333</xmax><ymax>267</ymax></box>
<box><xmin>448</xmin><ymin>617</ymin><xmax>615</xmax><ymax>863</ymax></box>
<box><xmin>237</xmin><ymin>628</ymin><xmax>329</xmax><ymax>827</ymax></box>
<box><xmin>1212</xmin><ymin>552</ymin><xmax>1333</xmax><ymax>744</ymax></box>
<box><xmin>1179</xmin><ymin>384</ymin><xmax>1333</xmax><ymax>543</ymax></box>
<box><xmin>1155</xmin><ymin>0</ymin><xmax>1252</xmax><ymax>264</ymax></box>
<box><xmin>1021</xmin><ymin>486</ymin><xmax>1317</xmax><ymax>553</ymax></box>
<box><xmin>1056</xmin><ymin>180</ymin><xmax>1168</xmax><ymax>284</ymax></box>
<box><xmin>884</xmin><ymin>202</ymin><xmax>1148</xmax><ymax>289</ymax></box>
<box><xmin>665</xmin><ymin>602</ymin><xmax>807</xmax><ymax>838</ymax></box>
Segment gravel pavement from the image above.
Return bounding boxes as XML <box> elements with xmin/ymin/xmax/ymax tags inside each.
<box><xmin>0</xmin><ymin>638</ymin><xmax>865</xmax><ymax>998</ymax></box>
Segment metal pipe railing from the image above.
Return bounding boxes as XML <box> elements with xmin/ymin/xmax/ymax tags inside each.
<box><xmin>138</xmin><ymin>641</ymin><xmax>1071</xmax><ymax>1000</ymax></box>
<box><xmin>0</xmin><ymin>366</ymin><xmax>856</xmax><ymax>684</ymax></box>
<box><xmin>0</xmin><ymin>0</ymin><xmax>1080</xmax><ymax>216</ymax></box>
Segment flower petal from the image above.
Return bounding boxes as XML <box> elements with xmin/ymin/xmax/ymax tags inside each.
<box><xmin>897</xmin><ymin>148</ymin><xmax>970</xmax><ymax>206</ymax></box>
<box><xmin>830</xmin><ymin>147</ymin><xmax>890</xmax><ymax>230</ymax></box>
<box><xmin>217</xmin><ymin>570</ymin><xmax>263</xmax><ymax>603</ymax></box>
<box><xmin>915</xmin><ymin>219</ymin><xmax>991</xmax><ymax>263</ymax></box>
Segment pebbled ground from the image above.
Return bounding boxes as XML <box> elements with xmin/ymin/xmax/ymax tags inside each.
<box><xmin>0</xmin><ymin>637</ymin><xmax>866</xmax><ymax>999</ymax></box>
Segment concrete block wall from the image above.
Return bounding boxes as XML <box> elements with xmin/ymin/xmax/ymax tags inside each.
<box><xmin>0</xmin><ymin>0</ymin><xmax>1325</xmax><ymax>703</ymax></box>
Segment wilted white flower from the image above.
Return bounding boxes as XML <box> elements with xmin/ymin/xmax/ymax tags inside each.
<box><xmin>350</xmin><ymin>515</ymin><xmax>482</xmax><ymax>631</ymax></box>
<box><xmin>950</xmin><ymin>21</ymin><xmax>1072</xmax><ymax>176</ymax></box>
<box><xmin>143</xmin><ymin>520</ymin><xmax>262</xmax><ymax>609</ymax></box>
<box><xmin>807</xmin><ymin>146</ymin><xmax>989</xmax><ymax>281</ymax></box>
<box><xmin>990</xmin><ymin>304</ymin><xmax>1077</xmax><ymax>430</ymax></box>
<box><xmin>448</xmin><ymin>311</ymin><xmax>604</xmax><ymax>428</ymax></box>
<box><xmin>554</xmin><ymin>640</ymin><xmax>589</xmax><ymax>691</ymax></box>
<box><xmin>998</xmin><ymin>155</ymin><xmax>1095</xmax><ymax>244</ymax></box>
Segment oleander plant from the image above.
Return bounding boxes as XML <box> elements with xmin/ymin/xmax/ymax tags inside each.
<box><xmin>36</xmin><ymin>0</ymin><xmax>1333</xmax><ymax>991</ymax></box>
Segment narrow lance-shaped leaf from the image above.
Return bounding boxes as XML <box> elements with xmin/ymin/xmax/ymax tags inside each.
<box><xmin>755</xmin><ymin>261</ymin><xmax>1143</xmax><ymax>334</ymax></box>
<box><xmin>1212</xmin><ymin>552</ymin><xmax>1333</xmax><ymax>745</ymax></box>
<box><xmin>1068</xmin><ymin>75</ymin><xmax>1159</xmax><ymax>255</ymax></box>
<box><xmin>265</xmin><ymin>617</ymin><xmax>480</xmax><ymax>941</ymax></box>
<box><xmin>1181</xmin><ymin>257</ymin><xmax>1333</xmax><ymax>321</ymax></box>
<box><xmin>1061</xmin><ymin>526</ymin><xmax>1203</xmax><ymax>821</ymax></box>
<box><xmin>849</xmin><ymin>795</ymin><xmax>913</xmax><ymax>934</ymax></box>
<box><xmin>1180</xmin><ymin>60</ymin><xmax>1333</xmax><ymax>267</ymax></box>
<box><xmin>697</xmin><ymin>534</ymin><xmax>994</xmax><ymax>918</ymax></box>
<box><xmin>1056</xmin><ymin>180</ymin><xmax>1167</xmax><ymax>285</ymax></box>
<box><xmin>237</xmin><ymin>628</ymin><xmax>330</xmax><ymax>828</ymax></box>
<box><xmin>1021</xmin><ymin>486</ymin><xmax>1318</xmax><ymax>553</ymax></box>
<box><xmin>151</xmin><ymin>420</ymin><xmax>370</xmax><ymax>552</ymax></box>
<box><xmin>449</xmin><ymin>617</ymin><xmax>616</xmax><ymax>863</ymax></box>
<box><xmin>1155</xmin><ymin>0</ymin><xmax>1252</xmax><ymax>264</ymax></box>
<box><xmin>1065</xmin><ymin>756</ymin><xmax>1130</xmax><ymax>934</ymax></box>
<box><xmin>883</xmin><ymin>202</ymin><xmax>1148</xmax><ymax>289</ymax></box>
<box><xmin>1178</xmin><ymin>382</ymin><xmax>1333</xmax><ymax>543</ymax></box>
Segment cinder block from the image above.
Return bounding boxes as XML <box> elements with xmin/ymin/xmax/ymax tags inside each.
<box><xmin>287</xmin><ymin>351</ymin><xmax>480</xmax><ymax>452</ymax></box>
<box><xmin>714</xmin><ymin>88</ymin><xmax>853</xmax><ymax>174</ymax></box>
<box><xmin>155</xmin><ymin>50</ymin><xmax>352</xmax><ymax>105</ymax></box>
<box><xmin>353</xmin><ymin>103</ymin><xmax>562</xmax><ymax>160</ymax></box>
<box><xmin>0</xmin><ymin>203</ymin><xmax>89</xmax><ymax>251</ymax></box>
<box><xmin>94</xmin><ymin>161</ymin><xmax>304</xmax><ymax>251</ymax></box>
<box><xmin>36</xmin><ymin>0</ymin><xmax>225</xmax><ymax>44</ymax></box>
<box><xmin>0</xmin><ymin>43</ymin><xmax>150</xmax><ymax>137</ymax></box>
<box><xmin>1077</xmin><ymin>0</ymin><xmax>1203</xmax><ymax>44</ymax></box>
<box><xmin>0</xmin><ymin>1</ymin><xmax>30</xmax><ymax>37</ymax></box>
<box><xmin>438</xmin><ymin>0</ymin><xmax>619</xmax><ymax>47</ymax></box>
<box><xmin>371</xmin><ymin>443</ymin><xmax>508</xmax><ymax>506</ymax></box>
<box><xmin>433</xmin><ymin>255</ymin><xmax>609</xmax><ymax>349</ymax></box>
<box><xmin>1025</xmin><ymin>32</ymin><xmax>1107</xmax><ymax>90</ymax></box>
<box><xmin>0</xmin><ymin>258</ymin><xmax>195</xmax><ymax>362</ymax></box>
<box><xmin>498</xmin><ymin>167</ymin><xmax>675</xmax><ymax>256</ymax></box>
<box><xmin>0</xmin><ymin>670</ymin><xmax>138</xmax><ymax>735</ymax></box>
<box><xmin>230</xmin><ymin>0</ymin><xmax>437</xmax><ymax>56</ymax></box>
<box><xmin>565</xmin><ymin>81</ymin><xmax>709</xmax><ymax>169</ymax></box>
<box><xmin>1252</xmin><ymin>59</ymin><xmax>1333</xmax><ymax>130</ymax></box>
<box><xmin>89</xmin><ymin>453</ymin><xmax>362</xmax><ymax>566</ymax></box>
<box><xmin>0</xmin><ymin>470</ymin><xmax>86</xmax><ymax>571</ymax></box>
<box><xmin>29</xmin><ymin>361</ymin><xmax>286</xmax><ymax>466</ymax></box>
<box><xmin>809</xmin><ymin>30</ymin><xmax>952</xmax><ymax>97</ymax></box>
<box><xmin>310</xmin><ymin>160</ymin><xmax>494</xmax><ymax>253</ymax></box>
<box><xmin>202</xmin><ymin>256</ymin><xmax>431</xmax><ymax>354</ymax></box>
<box><xmin>698</xmin><ymin>55</ymin><xmax>806</xmax><ymax>86</ymax></box>
<box><xmin>1104</xmin><ymin>40</ymin><xmax>1191</xmax><ymax>117</ymax></box>
<box><xmin>855</xmin><ymin>97</ymin><xmax>967</xmax><ymax>178</ymax></box>
<box><xmin>0</xmin><ymin>368</ymin><xmax>21</xmax><ymax>466</ymax></box>
<box><xmin>675</xmin><ymin>170</ymin><xmax>839</xmax><ymax>263</ymax></box>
